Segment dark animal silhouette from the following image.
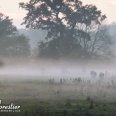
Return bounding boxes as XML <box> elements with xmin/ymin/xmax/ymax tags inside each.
<box><xmin>90</xmin><ymin>71</ymin><xmax>97</xmax><ymax>78</ymax></box>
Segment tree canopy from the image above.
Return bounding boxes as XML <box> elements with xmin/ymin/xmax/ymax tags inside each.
<box><xmin>0</xmin><ymin>13</ymin><xmax>17</xmax><ymax>37</ymax></box>
<box><xmin>19</xmin><ymin>0</ymin><xmax>112</xmax><ymax>61</ymax></box>
<box><xmin>0</xmin><ymin>35</ymin><xmax>31</xmax><ymax>58</ymax></box>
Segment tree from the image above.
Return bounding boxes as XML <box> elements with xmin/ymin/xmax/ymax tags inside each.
<box><xmin>0</xmin><ymin>35</ymin><xmax>31</xmax><ymax>58</ymax></box>
<box><xmin>0</xmin><ymin>13</ymin><xmax>17</xmax><ymax>37</ymax></box>
<box><xmin>19</xmin><ymin>0</ymin><xmax>107</xmax><ymax>54</ymax></box>
<box><xmin>75</xmin><ymin>23</ymin><xmax>113</xmax><ymax>72</ymax></box>
<box><xmin>19</xmin><ymin>0</ymin><xmax>113</xmax><ymax>70</ymax></box>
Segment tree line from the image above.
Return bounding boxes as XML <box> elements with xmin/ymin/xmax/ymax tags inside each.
<box><xmin>0</xmin><ymin>0</ymin><xmax>114</xmax><ymax>63</ymax></box>
<box><xmin>0</xmin><ymin>13</ymin><xmax>30</xmax><ymax>58</ymax></box>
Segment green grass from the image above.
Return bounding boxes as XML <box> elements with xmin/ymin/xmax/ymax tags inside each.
<box><xmin>0</xmin><ymin>98</ymin><xmax>116</xmax><ymax>116</ymax></box>
<box><xmin>0</xmin><ymin>76</ymin><xmax>116</xmax><ymax>116</ymax></box>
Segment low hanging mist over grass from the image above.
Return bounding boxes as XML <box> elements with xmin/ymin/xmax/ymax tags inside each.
<box><xmin>0</xmin><ymin>0</ymin><xmax>116</xmax><ymax>115</ymax></box>
<box><xmin>0</xmin><ymin>58</ymin><xmax>115</xmax><ymax>115</ymax></box>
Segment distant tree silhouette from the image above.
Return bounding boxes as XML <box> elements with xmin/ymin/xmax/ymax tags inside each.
<box><xmin>0</xmin><ymin>35</ymin><xmax>31</xmax><ymax>58</ymax></box>
<box><xmin>19</xmin><ymin>0</ymin><xmax>113</xmax><ymax>62</ymax></box>
<box><xmin>0</xmin><ymin>13</ymin><xmax>17</xmax><ymax>37</ymax></box>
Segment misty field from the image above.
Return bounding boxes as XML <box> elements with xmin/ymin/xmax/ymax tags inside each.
<box><xmin>0</xmin><ymin>75</ymin><xmax>116</xmax><ymax>116</ymax></box>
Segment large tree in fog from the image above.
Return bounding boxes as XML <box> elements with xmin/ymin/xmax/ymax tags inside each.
<box><xmin>20</xmin><ymin>0</ymin><xmax>106</xmax><ymax>58</ymax></box>
<box><xmin>0</xmin><ymin>13</ymin><xmax>17</xmax><ymax>37</ymax></box>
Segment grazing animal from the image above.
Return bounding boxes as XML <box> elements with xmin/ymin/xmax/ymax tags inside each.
<box><xmin>99</xmin><ymin>72</ymin><xmax>104</xmax><ymax>79</ymax></box>
<box><xmin>90</xmin><ymin>71</ymin><xmax>97</xmax><ymax>78</ymax></box>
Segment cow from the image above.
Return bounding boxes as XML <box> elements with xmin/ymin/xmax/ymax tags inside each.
<box><xmin>99</xmin><ymin>72</ymin><xmax>104</xmax><ymax>79</ymax></box>
<box><xmin>90</xmin><ymin>71</ymin><xmax>97</xmax><ymax>78</ymax></box>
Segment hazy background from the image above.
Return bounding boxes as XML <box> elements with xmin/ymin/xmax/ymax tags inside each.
<box><xmin>0</xmin><ymin>0</ymin><xmax>116</xmax><ymax>77</ymax></box>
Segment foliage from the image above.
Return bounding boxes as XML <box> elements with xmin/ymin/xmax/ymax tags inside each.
<box><xmin>76</xmin><ymin>23</ymin><xmax>113</xmax><ymax>61</ymax></box>
<box><xmin>0</xmin><ymin>35</ymin><xmax>31</xmax><ymax>58</ymax></box>
<box><xmin>0</xmin><ymin>13</ymin><xmax>17</xmax><ymax>37</ymax></box>
<box><xmin>19</xmin><ymin>0</ymin><xmax>113</xmax><ymax>61</ymax></box>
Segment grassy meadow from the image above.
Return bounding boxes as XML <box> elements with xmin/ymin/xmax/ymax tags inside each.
<box><xmin>0</xmin><ymin>75</ymin><xmax>116</xmax><ymax>116</ymax></box>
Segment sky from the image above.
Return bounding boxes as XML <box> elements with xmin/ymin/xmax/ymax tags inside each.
<box><xmin>0</xmin><ymin>0</ymin><xmax>116</xmax><ymax>29</ymax></box>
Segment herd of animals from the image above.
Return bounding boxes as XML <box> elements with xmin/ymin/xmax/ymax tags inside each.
<box><xmin>90</xmin><ymin>71</ymin><xmax>112</xmax><ymax>79</ymax></box>
<box><xmin>48</xmin><ymin>70</ymin><xmax>116</xmax><ymax>83</ymax></box>
<box><xmin>0</xmin><ymin>67</ymin><xmax>115</xmax><ymax>100</ymax></box>
<box><xmin>46</xmin><ymin>70</ymin><xmax>116</xmax><ymax>98</ymax></box>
